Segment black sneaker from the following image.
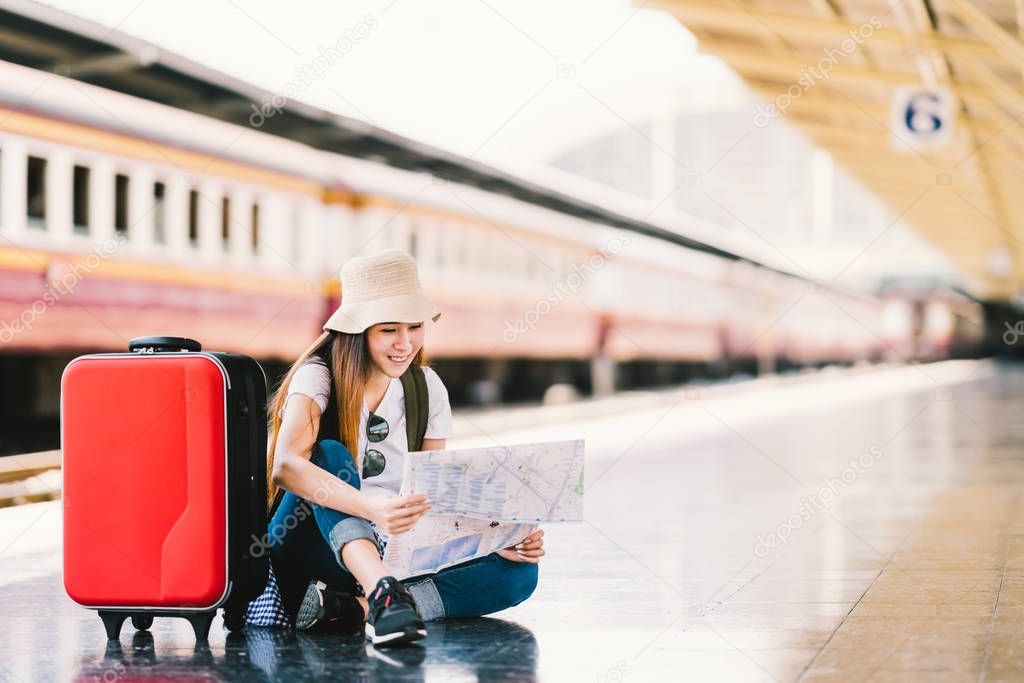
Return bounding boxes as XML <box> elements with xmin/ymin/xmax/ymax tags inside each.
<box><xmin>295</xmin><ymin>580</ymin><xmax>363</xmax><ymax>633</ymax></box>
<box><xmin>365</xmin><ymin>576</ymin><xmax>426</xmax><ymax>647</ymax></box>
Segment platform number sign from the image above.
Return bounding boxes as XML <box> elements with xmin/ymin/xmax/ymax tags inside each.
<box><xmin>890</xmin><ymin>86</ymin><xmax>954</xmax><ymax>150</ymax></box>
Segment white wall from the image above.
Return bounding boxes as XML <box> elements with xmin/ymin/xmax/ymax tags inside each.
<box><xmin>0</xmin><ymin>137</ymin><xmax>27</xmax><ymax>238</ymax></box>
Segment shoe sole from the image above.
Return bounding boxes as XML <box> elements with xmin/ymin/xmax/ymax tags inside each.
<box><xmin>365</xmin><ymin>621</ymin><xmax>427</xmax><ymax>647</ymax></box>
<box><xmin>295</xmin><ymin>581</ymin><xmax>326</xmax><ymax>631</ymax></box>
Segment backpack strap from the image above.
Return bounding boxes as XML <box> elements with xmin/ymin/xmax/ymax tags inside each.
<box><xmin>400</xmin><ymin>364</ymin><xmax>430</xmax><ymax>452</ymax></box>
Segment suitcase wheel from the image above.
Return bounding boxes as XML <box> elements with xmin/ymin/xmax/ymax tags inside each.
<box><xmin>99</xmin><ymin>610</ymin><xmax>215</xmax><ymax>641</ymax></box>
<box><xmin>98</xmin><ymin>611</ymin><xmax>128</xmax><ymax>640</ymax></box>
<box><xmin>131</xmin><ymin>615</ymin><xmax>153</xmax><ymax>631</ymax></box>
<box><xmin>187</xmin><ymin>612</ymin><xmax>216</xmax><ymax>641</ymax></box>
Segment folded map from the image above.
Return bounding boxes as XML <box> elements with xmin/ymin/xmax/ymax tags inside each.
<box><xmin>382</xmin><ymin>439</ymin><xmax>584</xmax><ymax>578</ymax></box>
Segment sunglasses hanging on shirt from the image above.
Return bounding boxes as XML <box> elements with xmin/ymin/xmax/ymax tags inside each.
<box><xmin>363</xmin><ymin>412</ymin><xmax>389</xmax><ymax>478</ymax></box>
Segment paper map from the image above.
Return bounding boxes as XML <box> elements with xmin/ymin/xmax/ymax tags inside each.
<box><xmin>382</xmin><ymin>439</ymin><xmax>584</xmax><ymax>579</ymax></box>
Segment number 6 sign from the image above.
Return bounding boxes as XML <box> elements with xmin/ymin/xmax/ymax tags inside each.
<box><xmin>890</xmin><ymin>86</ymin><xmax>955</xmax><ymax>150</ymax></box>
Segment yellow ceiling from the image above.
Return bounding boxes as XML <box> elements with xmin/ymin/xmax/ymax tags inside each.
<box><xmin>652</xmin><ymin>0</ymin><xmax>1024</xmax><ymax>301</ymax></box>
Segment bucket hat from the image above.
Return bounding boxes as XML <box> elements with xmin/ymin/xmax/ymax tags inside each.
<box><xmin>323</xmin><ymin>249</ymin><xmax>441</xmax><ymax>334</ymax></box>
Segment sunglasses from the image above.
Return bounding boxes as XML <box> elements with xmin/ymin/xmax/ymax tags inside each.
<box><xmin>363</xmin><ymin>412</ymin><xmax>389</xmax><ymax>478</ymax></box>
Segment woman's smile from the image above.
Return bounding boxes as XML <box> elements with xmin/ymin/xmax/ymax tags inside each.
<box><xmin>367</xmin><ymin>322</ymin><xmax>425</xmax><ymax>378</ymax></box>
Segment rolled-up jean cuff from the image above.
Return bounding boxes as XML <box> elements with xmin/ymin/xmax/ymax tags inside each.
<box><xmin>407</xmin><ymin>578</ymin><xmax>445</xmax><ymax>621</ymax></box>
<box><xmin>327</xmin><ymin>518</ymin><xmax>380</xmax><ymax>572</ymax></box>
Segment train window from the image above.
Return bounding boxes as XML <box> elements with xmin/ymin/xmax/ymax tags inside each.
<box><xmin>290</xmin><ymin>204</ymin><xmax>301</xmax><ymax>262</ymax></box>
<box><xmin>493</xmin><ymin>242</ymin><xmax>505</xmax><ymax>278</ymax></box>
<box><xmin>451</xmin><ymin>231</ymin><xmax>462</xmax><ymax>271</ymax></box>
<box><xmin>440</xmin><ymin>231</ymin><xmax>452</xmax><ymax>269</ymax></box>
<box><xmin>221</xmin><ymin>196</ymin><xmax>230</xmax><ymax>250</ymax></box>
<box><xmin>72</xmin><ymin>165</ymin><xmax>90</xmax><ymax>233</ymax></box>
<box><xmin>153</xmin><ymin>182</ymin><xmax>166</xmax><ymax>244</ymax></box>
<box><xmin>418</xmin><ymin>223</ymin><xmax>435</xmax><ymax>267</ymax></box>
<box><xmin>188</xmin><ymin>190</ymin><xmax>199</xmax><ymax>246</ymax></box>
<box><xmin>477</xmin><ymin>234</ymin><xmax>488</xmax><ymax>273</ymax></box>
<box><xmin>114</xmin><ymin>174</ymin><xmax>129</xmax><ymax>235</ymax></box>
<box><xmin>251</xmin><ymin>203</ymin><xmax>260</xmax><ymax>253</ymax></box>
<box><xmin>26</xmin><ymin>156</ymin><xmax>46</xmax><ymax>225</ymax></box>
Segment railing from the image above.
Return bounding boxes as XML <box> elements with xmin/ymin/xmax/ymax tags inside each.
<box><xmin>0</xmin><ymin>450</ymin><xmax>61</xmax><ymax>508</ymax></box>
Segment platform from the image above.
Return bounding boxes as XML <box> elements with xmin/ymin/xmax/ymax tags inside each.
<box><xmin>1</xmin><ymin>360</ymin><xmax>1022</xmax><ymax>681</ymax></box>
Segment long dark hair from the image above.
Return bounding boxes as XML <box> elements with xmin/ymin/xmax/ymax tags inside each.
<box><xmin>265</xmin><ymin>329</ymin><xmax>425</xmax><ymax>506</ymax></box>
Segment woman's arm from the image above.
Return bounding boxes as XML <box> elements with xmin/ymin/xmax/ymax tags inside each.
<box><xmin>271</xmin><ymin>394</ymin><xmax>430</xmax><ymax>533</ymax></box>
<box><xmin>271</xmin><ymin>394</ymin><xmax>371</xmax><ymax>517</ymax></box>
<box><xmin>420</xmin><ymin>438</ymin><xmax>445</xmax><ymax>451</ymax></box>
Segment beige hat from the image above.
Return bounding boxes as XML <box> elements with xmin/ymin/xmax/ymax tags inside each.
<box><xmin>323</xmin><ymin>249</ymin><xmax>441</xmax><ymax>334</ymax></box>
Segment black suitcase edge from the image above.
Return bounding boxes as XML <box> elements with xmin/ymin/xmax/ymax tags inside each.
<box><xmin>70</xmin><ymin>342</ymin><xmax>270</xmax><ymax>640</ymax></box>
<box><xmin>214</xmin><ymin>352</ymin><xmax>270</xmax><ymax>617</ymax></box>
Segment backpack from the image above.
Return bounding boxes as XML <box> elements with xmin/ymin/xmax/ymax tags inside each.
<box><xmin>268</xmin><ymin>364</ymin><xmax>429</xmax><ymax>518</ymax></box>
<box><xmin>399</xmin><ymin>364</ymin><xmax>430</xmax><ymax>452</ymax></box>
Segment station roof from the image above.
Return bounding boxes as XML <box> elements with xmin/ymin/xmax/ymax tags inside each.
<box><xmin>652</xmin><ymin>0</ymin><xmax>1024</xmax><ymax>302</ymax></box>
<box><xmin>0</xmin><ymin>0</ymin><xmax>787</xmax><ymax>274</ymax></box>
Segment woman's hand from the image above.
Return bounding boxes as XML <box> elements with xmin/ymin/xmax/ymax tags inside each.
<box><xmin>361</xmin><ymin>493</ymin><xmax>431</xmax><ymax>535</ymax></box>
<box><xmin>497</xmin><ymin>528</ymin><xmax>545</xmax><ymax>564</ymax></box>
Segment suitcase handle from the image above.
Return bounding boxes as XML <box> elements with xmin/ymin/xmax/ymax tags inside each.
<box><xmin>128</xmin><ymin>336</ymin><xmax>202</xmax><ymax>353</ymax></box>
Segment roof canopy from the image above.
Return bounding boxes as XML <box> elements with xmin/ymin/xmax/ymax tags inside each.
<box><xmin>653</xmin><ymin>0</ymin><xmax>1024</xmax><ymax>301</ymax></box>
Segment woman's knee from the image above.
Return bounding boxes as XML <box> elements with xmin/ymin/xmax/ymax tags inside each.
<box><xmin>500</xmin><ymin>559</ymin><xmax>539</xmax><ymax>607</ymax></box>
<box><xmin>311</xmin><ymin>439</ymin><xmax>360</xmax><ymax>489</ymax></box>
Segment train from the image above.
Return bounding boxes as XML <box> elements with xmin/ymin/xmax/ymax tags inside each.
<box><xmin>0</xmin><ymin>31</ymin><xmax>983</xmax><ymax>455</ymax></box>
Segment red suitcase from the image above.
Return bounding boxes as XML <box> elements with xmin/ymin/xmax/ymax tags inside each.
<box><xmin>61</xmin><ymin>336</ymin><xmax>269</xmax><ymax>640</ymax></box>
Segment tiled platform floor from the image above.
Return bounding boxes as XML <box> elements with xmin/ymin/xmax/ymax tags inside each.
<box><xmin>1</xmin><ymin>360</ymin><xmax>1022</xmax><ymax>681</ymax></box>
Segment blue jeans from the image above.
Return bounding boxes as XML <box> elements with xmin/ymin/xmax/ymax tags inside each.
<box><xmin>267</xmin><ymin>439</ymin><xmax>539</xmax><ymax>621</ymax></box>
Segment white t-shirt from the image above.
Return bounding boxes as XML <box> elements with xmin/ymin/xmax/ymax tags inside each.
<box><xmin>282</xmin><ymin>358</ymin><xmax>454</xmax><ymax>499</ymax></box>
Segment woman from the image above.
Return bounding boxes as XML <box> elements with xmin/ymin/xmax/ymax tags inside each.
<box><xmin>249</xmin><ymin>249</ymin><xmax>544</xmax><ymax>647</ymax></box>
